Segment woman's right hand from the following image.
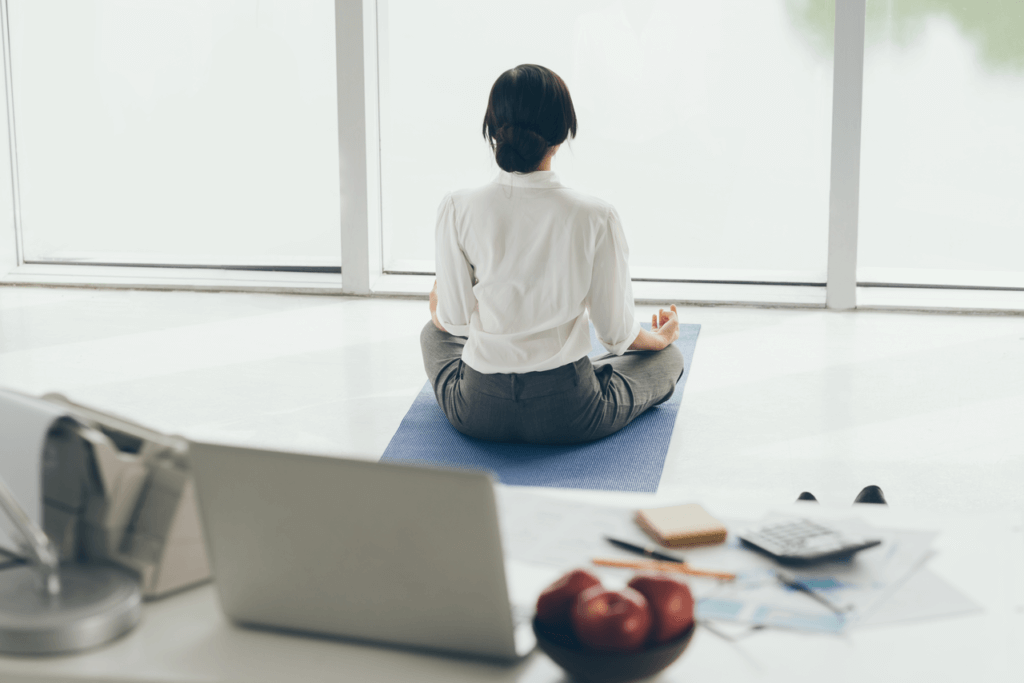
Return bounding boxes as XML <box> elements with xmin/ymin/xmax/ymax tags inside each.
<box><xmin>430</xmin><ymin>280</ymin><xmax>447</xmax><ymax>332</ymax></box>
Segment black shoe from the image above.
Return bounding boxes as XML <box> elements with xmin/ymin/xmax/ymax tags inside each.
<box><xmin>853</xmin><ymin>485</ymin><xmax>887</xmax><ymax>505</ymax></box>
<box><xmin>796</xmin><ymin>491</ymin><xmax>818</xmax><ymax>503</ymax></box>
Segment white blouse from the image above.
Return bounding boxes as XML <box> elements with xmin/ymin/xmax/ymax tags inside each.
<box><xmin>435</xmin><ymin>169</ymin><xmax>641</xmax><ymax>375</ymax></box>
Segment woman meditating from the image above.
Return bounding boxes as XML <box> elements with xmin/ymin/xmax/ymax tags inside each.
<box><xmin>422</xmin><ymin>64</ymin><xmax>684</xmax><ymax>445</ymax></box>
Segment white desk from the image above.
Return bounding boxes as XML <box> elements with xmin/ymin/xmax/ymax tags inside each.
<box><xmin>2</xmin><ymin>506</ymin><xmax>1022</xmax><ymax>683</ymax></box>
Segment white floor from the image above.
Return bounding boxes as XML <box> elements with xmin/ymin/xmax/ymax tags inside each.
<box><xmin>1</xmin><ymin>285</ymin><xmax>1022</xmax><ymax>515</ymax></box>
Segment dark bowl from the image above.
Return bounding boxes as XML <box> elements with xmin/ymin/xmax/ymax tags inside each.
<box><xmin>532</xmin><ymin>618</ymin><xmax>696</xmax><ymax>683</ymax></box>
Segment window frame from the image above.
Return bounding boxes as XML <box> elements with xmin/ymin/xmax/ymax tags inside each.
<box><xmin>1</xmin><ymin>0</ymin><xmax>1022</xmax><ymax>313</ymax></box>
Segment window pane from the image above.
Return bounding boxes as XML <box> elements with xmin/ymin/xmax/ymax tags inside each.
<box><xmin>11</xmin><ymin>0</ymin><xmax>341</xmax><ymax>269</ymax></box>
<box><xmin>859</xmin><ymin>0</ymin><xmax>1024</xmax><ymax>288</ymax></box>
<box><xmin>379</xmin><ymin>0</ymin><xmax>834</xmax><ymax>283</ymax></box>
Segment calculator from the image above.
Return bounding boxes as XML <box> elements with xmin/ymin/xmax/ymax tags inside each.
<box><xmin>737</xmin><ymin>517</ymin><xmax>882</xmax><ymax>564</ymax></box>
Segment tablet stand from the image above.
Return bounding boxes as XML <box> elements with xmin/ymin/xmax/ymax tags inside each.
<box><xmin>0</xmin><ymin>472</ymin><xmax>141</xmax><ymax>655</ymax></box>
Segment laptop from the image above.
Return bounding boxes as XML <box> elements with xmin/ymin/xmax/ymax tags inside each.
<box><xmin>188</xmin><ymin>441</ymin><xmax>535</xmax><ymax>661</ymax></box>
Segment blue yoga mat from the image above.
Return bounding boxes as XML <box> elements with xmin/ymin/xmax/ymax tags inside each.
<box><xmin>380</xmin><ymin>323</ymin><xmax>700</xmax><ymax>492</ymax></box>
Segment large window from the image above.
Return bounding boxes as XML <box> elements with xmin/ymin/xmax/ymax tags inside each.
<box><xmin>8</xmin><ymin>0</ymin><xmax>341</xmax><ymax>270</ymax></box>
<box><xmin>1</xmin><ymin>1</ymin><xmax>1021</xmax><ymax>310</ymax></box>
<box><xmin>378</xmin><ymin>0</ymin><xmax>835</xmax><ymax>284</ymax></box>
<box><xmin>858</xmin><ymin>0</ymin><xmax>1024</xmax><ymax>289</ymax></box>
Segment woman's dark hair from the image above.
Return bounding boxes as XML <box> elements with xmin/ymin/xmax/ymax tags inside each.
<box><xmin>482</xmin><ymin>64</ymin><xmax>577</xmax><ymax>174</ymax></box>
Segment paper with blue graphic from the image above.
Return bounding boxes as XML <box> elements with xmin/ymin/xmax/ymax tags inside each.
<box><xmin>695</xmin><ymin>516</ymin><xmax>936</xmax><ymax>633</ymax></box>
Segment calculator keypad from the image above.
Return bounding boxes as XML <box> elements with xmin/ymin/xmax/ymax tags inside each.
<box><xmin>738</xmin><ymin>518</ymin><xmax>880</xmax><ymax>563</ymax></box>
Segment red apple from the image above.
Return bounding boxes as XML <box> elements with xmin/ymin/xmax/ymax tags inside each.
<box><xmin>535</xmin><ymin>569</ymin><xmax>602</xmax><ymax>629</ymax></box>
<box><xmin>570</xmin><ymin>586</ymin><xmax>652</xmax><ymax>653</ymax></box>
<box><xmin>627</xmin><ymin>573</ymin><xmax>695</xmax><ymax>645</ymax></box>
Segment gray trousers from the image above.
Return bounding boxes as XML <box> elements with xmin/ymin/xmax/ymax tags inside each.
<box><xmin>420</xmin><ymin>322</ymin><xmax>685</xmax><ymax>445</ymax></box>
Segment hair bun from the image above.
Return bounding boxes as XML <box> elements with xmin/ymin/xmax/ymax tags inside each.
<box><xmin>494</xmin><ymin>124</ymin><xmax>549</xmax><ymax>173</ymax></box>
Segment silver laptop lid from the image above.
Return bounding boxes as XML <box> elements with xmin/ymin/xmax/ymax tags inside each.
<box><xmin>189</xmin><ymin>441</ymin><xmax>529</xmax><ymax>660</ymax></box>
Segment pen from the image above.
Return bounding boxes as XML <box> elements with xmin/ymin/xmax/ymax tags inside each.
<box><xmin>592</xmin><ymin>558</ymin><xmax>736</xmax><ymax>581</ymax></box>
<box><xmin>604</xmin><ymin>536</ymin><xmax>685</xmax><ymax>563</ymax></box>
<box><xmin>775</xmin><ymin>570</ymin><xmax>851</xmax><ymax>614</ymax></box>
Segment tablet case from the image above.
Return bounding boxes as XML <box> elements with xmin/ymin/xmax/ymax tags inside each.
<box><xmin>38</xmin><ymin>393</ymin><xmax>211</xmax><ymax>598</ymax></box>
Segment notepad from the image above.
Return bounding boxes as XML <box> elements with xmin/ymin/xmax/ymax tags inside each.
<box><xmin>635</xmin><ymin>503</ymin><xmax>728</xmax><ymax>548</ymax></box>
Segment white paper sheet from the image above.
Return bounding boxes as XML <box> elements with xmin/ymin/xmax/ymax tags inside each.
<box><xmin>857</xmin><ymin>566</ymin><xmax>982</xmax><ymax>626</ymax></box>
<box><xmin>697</xmin><ymin>515</ymin><xmax>937</xmax><ymax>632</ymax></box>
<box><xmin>494</xmin><ymin>487</ymin><xmax>971</xmax><ymax>634</ymax></box>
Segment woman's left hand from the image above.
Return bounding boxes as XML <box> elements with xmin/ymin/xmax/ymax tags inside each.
<box><xmin>651</xmin><ymin>304</ymin><xmax>680</xmax><ymax>346</ymax></box>
<box><xmin>629</xmin><ymin>304</ymin><xmax>680</xmax><ymax>351</ymax></box>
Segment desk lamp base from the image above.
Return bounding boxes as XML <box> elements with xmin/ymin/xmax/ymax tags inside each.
<box><xmin>0</xmin><ymin>563</ymin><xmax>142</xmax><ymax>655</ymax></box>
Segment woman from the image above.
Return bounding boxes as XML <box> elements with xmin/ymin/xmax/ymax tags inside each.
<box><xmin>422</xmin><ymin>64</ymin><xmax>684</xmax><ymax>445</ymax></box>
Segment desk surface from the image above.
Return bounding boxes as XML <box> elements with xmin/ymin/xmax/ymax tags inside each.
<box><xmin>1</xmin><ymin>506</ymin><xmax>1022</xmax><ymax>683</ymax></box>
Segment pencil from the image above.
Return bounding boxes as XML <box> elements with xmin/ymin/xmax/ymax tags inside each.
<box><xmin>592</xmin><ymin>557</ymin><xmax>736</xmax><ymax>581</ymax></box>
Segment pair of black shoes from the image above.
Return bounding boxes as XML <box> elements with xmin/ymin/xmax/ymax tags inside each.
<box><xmin>797</xmin><ymin>485</ymin><xmax>887</xmax><ymax>505</ymax></box>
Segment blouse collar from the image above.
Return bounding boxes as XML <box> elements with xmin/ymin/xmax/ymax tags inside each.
<box><xmin>493</xmin><ymin>169</ymin><xmax>563</xmax><ymax>189</ymax></box>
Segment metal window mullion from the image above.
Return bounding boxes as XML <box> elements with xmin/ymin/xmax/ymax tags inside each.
<box><xmin>0</xmin><ymin>0</ymin><xmax>23</xmax><ymax>269</ymax></box>
<box><xmin>826</xmin><ymin>0</ymin><xmax>867</xmax><ymax>310</ymax></box>
<box><xmin>365</xmin><ymin>0</ymin><xmax>383</xmax><ymax>290</ymax></box>
<box><xmin>335</xmin><ymin>0</ymin><xmax>378</xmax><ymax>295</ymax></box>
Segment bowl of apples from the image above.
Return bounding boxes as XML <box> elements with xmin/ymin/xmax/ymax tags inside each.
<box><xmin>532</xmin><ymin>569</ymin><xmax>696</xmax><ymax>683</ymax></box>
